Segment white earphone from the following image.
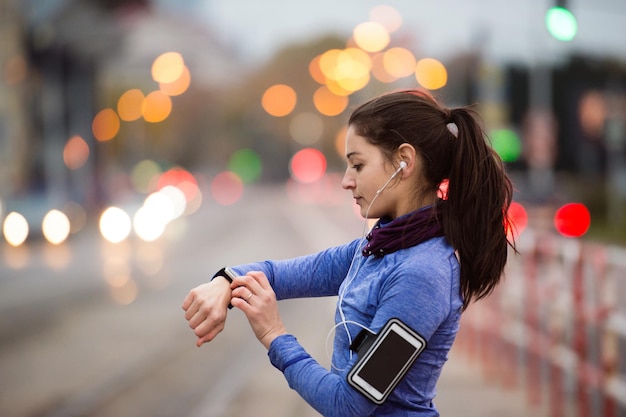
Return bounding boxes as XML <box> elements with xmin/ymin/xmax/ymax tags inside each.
<box><xmin>375</xmin><ymin>161</ymin><xmax>407</xmax><ymax>195</ymax></box>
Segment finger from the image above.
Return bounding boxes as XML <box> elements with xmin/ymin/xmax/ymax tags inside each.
<box><xmin>184</xmin><ymin>299</ymin><xmax>200</xmax><ymax>321</ymax></box>
<box><xmin>187</xmin><ymin>308</ymin><xmax>207</xmax><ymax>329</ymax></box>
<box><xmin>194</xmin><ymin>318</ymin><xmax>224</xmax><ymax>343</ymax></box>
<box><xmin>230</xmin><ymin>295</ymin><xmax>254</xmax><ymax>315</ymax></box>
<box><xmin>231</xmin><ymin>285</ymin><xmax>254</xmax><ymax>301</ymax></box>
<box><xmin>182</xmin><ymin>291</ymin><xmax>195</xmax><ymax>311</ymax></box>
<box><xmin>244</xmin><ymin>271</ymin><xmax>272</xmax><ymax>290</ymax></box>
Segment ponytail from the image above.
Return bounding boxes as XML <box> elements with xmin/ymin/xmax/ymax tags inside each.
<box><xmin>348</xmin><ymin>90</ymin><xmax>515</xmax><ymax>310</ymax></box>
<box><xmin>444</xmin><ymin>107</ymin><xmax>514</xmax><ymax>310</ymax></box>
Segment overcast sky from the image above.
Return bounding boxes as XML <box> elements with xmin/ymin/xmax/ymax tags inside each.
<box><xmin>156</xmin><ymin>0</ymin><xmax>626</xmax><ymax>65</ymax></box>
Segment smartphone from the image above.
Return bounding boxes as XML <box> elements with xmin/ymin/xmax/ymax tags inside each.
<box><xmin>347</xmin><ymin>318</ymin><xmax>426</xmax><ymax>404</ymax></box>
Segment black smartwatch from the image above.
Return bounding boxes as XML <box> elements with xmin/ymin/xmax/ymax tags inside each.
<box><xmin>211</xmin><ymin>267</ymin><xmax>236</xmax><ymax>309</ymax></box>
<box><xmin>212</xmin><ymin>267</ymin><xmax>234</xmax><ymax>283</ymax></box>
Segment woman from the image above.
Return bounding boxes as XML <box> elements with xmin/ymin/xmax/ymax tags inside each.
<box><xmin>182</xmin><ymin>89</ymin><xmax>514</xmax><ymax>416</ymax></box>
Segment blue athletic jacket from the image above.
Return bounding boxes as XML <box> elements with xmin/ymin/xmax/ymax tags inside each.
<box><xmin>231</xmin><ymin>233</ymin><xmax>462</xmax><ymax>417</ymax></box>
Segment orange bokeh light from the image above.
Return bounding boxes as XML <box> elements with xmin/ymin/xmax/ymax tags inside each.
<box><xmin>370</xmin><ymin>53</ymin><xmax>398</xmax><ymax>83</ymax></box>
<box><xmin>92</xmin><ymin>108</ymin><xmax>120</xmax><ymax>142</ymax></box>
<box><xmin>309</xmin><ymin>55</ymin><xmax>326</xmax><ymax>85</ymax></box>
<box><xmin>151</xmin><ymin>52</ymin><xmax>185</xmax><ymax>84</ymax></box>
<box><xmin>383</xmin><ymin>47</ymin><xmax>417</xmax><ymax>78</ymax></box>
<box><xmin>313</xmin><ymin>86</ymin><xmax>349</xmax><ymax>116</ymax></box>
<box><xmin>117</xmin><ymin>89</ymin><xmax>145</xmax><ymax>122</ymax></box>
<box><xmin>415</xmin><ymin>58</ymin><xmax>448</xmax><ymax>90</ymax></box>
<box><xmin>63</xmin><ymin>135</ymin><xmax>90</xmax><ymax>170</ymax></box>
<box><xmin>142</xmin><ymin>90</ymin><xmax>172</xmax><ymax>123</ymax></box>
<box><xmin>261</xmin><ymin>84</ymin><xmax>297</xmax><ymax>117</ymax></box>
<box><xmin>159</xmin><ymin>66</ymin><xmax>191</xmax><ymax>96</ymax></box>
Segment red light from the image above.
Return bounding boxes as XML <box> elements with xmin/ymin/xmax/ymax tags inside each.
<box><xmin>157</xmin><ymin>167</ymin><xmax>198</xmax><ymax>202</ymax></box>
<box><xmin>290</xmin><ymin>148</ymin><xmax>327</xmax><ymax>183</ymax></box>
<box><xmin>210</xmin><ymin>171</ymin><xmax>243</xmax><ymax>206</ymax></box>
<box><xmin>506</xmin><ymin>201</ymin><xmax>528</xmax><ymax>239</ymax></box>
<box><xmin>554</xmin><ymin>203</ymin><xmax>590</xmax><ymax>237</ymax></box>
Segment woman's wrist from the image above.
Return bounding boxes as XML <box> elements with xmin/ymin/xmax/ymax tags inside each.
<box><xmin>209</xmin><ymin>274</ymin><xmax>233</xmax><ymax>309</ymax></box>
<box><xmin>259</xmin><ymin>326</ymin><xmax>288</xmax><ymax>350</ymax></box>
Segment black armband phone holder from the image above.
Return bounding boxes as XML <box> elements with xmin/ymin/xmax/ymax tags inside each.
<box><xmin>347</xmin><ymin>318</ymin><xmax>427</xmax><ymax>404</ymax></box>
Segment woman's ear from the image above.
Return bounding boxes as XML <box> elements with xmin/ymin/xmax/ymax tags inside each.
<box><xmin>396</xmin><ymin>143</ymin><xmax>418</xmax><ymax>176</ymax></box>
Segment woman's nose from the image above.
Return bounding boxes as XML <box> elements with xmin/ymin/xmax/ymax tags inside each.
<box><xmin>341</xmin><ymin>170</ymin><xmax>355</xmax><ymax>190</ymax></box>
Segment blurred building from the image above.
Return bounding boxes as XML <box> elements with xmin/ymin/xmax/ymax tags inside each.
<box><xmin>0</xmin><ymin>0</ymin><xmax>241</xmax><ymax>215</ymax></box>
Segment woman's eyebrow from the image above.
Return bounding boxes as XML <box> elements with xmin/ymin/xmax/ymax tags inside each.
<box><xmin>346</xmin><ymin>151</ymin><xmax>362</xmax><ymax>159</ymax></box>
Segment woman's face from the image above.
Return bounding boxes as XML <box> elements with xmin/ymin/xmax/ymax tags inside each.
<box><xmin>341</xmin><ymin>125</ymin><xmax>400</xmax><ymax>219</ymax></box>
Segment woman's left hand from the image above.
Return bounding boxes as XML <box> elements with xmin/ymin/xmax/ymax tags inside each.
<box><xmin>230</xmin><ymin>271</ymin><xmax>287</xmax><ymax>349</ymax></box>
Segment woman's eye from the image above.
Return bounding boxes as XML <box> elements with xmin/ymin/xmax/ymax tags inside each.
<box><xmin>352</xmin><ymin>164</ymin><xmax>362</xmax><ymax>171</ymax></box>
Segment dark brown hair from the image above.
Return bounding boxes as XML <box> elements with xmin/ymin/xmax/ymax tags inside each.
<box><xmin>348</xmin><ymin>89</ymin><xmax>515</xmax><ymax>310</ymax></box>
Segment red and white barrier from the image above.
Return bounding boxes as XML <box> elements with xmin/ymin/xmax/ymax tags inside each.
<box><xmin>455</xmin><ymin>228</ymin><xmax>626</xmax><ymax>417</ymax></box>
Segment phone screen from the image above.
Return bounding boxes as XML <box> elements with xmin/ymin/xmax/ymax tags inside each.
<box><xmin>356</xmin><ymin>329</ymin><xmax>418</xmax><ymax>393</ymax></box>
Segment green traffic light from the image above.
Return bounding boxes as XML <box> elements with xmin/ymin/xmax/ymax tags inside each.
<box><xmin>546</xmin><ymin>6</ymin><xmax>577</xmax><ymax>41</ymax></box>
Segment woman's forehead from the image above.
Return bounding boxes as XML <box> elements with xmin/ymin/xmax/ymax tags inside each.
<box><xmin>345</xmin><ymin>126</ymin><xmax>377</xmax><ymax>157</ymax></box>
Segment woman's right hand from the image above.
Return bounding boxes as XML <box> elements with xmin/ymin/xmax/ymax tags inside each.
<box><xmin>182</xmin><ymin>276</ymin><xmax>232</xmax><ymax>347</ymax></box>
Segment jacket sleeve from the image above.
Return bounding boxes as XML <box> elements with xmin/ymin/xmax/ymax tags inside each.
<box><xmin>230</xmin><ymin>238</ymin><xmax>362</xmax><ymax>300</ymax></box>
<box><xmin>268</xmin><ymin>334</ymin><xmax>379</xmax><ymax>417</ymax></box>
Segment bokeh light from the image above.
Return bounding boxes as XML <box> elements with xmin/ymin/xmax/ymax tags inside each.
<box><xmin>352</xmin><ymin>21</ymin><xmax>390</xmax><ymax>52</ymax></box>
<box><xmin>157</xmin><ymin>167</ymin><xmax>198</xmax><ymax>202</ymax></box>
<box><xmin>319</xmin><ymin>48</ymin><xmax>371</xmax><ymax>94</ymax></box>
<box><xmin>211</xmin><ymin>171</ymin><xmax>244</xmax><ymax>206</ymax></box>
<box><xmin>578</xmin><ymin>91</ymin><xmax>606</xmax><ymax>139</ymax></box>
<box><xmin>369</xmin><ymin>5</ymin><xmax>402</xmax><ymax>33</ymax></box>
<box><xmin>151</xmin><ymin>52</ymin><xmax>185</xmax><ymax>84</ymax></box>
<box><xmin>490</xmin><ymin>128</ymin><xmax>522</xmax><ymax>163</ymax></box>
<box><xmin>262</xmin><ymin>84</ymin><xmax>297</xmax><ymax>117</ymax></box>
<box><xmin>228</xmin><ymin>148</ymin><xmax>263</xmax><ymax>184</ymax></box>
<box><xmin>133</xmin><ymin>205</ymin><xmax>167</xmax><ymax>242</ymax></box>
<box><xmin>131</xmin><ymin>159</ymin><xmax>162</xmax><ymax>194</ymax></box>
<box><xmin>117</xmin><ymin>89</ymin><xmax>145</xmax><ymax>121</ymax></box>
<box><xmin>415</xmin><ymin>58</ymin><xmax>448</xmax><ymax>90</ymax></box>
<box><xmin>554</xmin><ymin>203</ymin><xmax>591</xmax><ymax>238</ymax></box>
<box><xmin>290</xmin><ymin>148</ymin><xmax>327</xmax><ymax>184</ymax></box>
<box><xmin>383</xmin><ymin>47</ymin><xmax>417</xmax><ymax>78</ymax></box>
<box><xmin>371</xmin><ymin>52</ymin><xmax>398</xmax><ymax>83</ymax></box>
<box><xmin>161</xmin><ymin>185</ymin><xmax>187</xmax><ymax>218</ymax></box>
<box><xmin>63</xmin><ymin>135</ymin><xmax>90</xmax><ymax>170</ymax></box>
<box><xmin>3</xmin><ymin>211</ymin><xmax>29</xmax><ymax>247</ymax></box>
<box><xmin>506</xmin><ymin>201</ymin><xmax>528</xmax><ymax>239</ymax></box>
<box><xmin>42</xmin><ymin>209</ymin><xmax>71</xmax><ymax>245</ymax></box>
<box><xmin>545</xmin><ymin>7</ymin><xmax>577</xmax><ymax>42</ymax></box>
<box><xmin>92</xmin><ymin>108</ymin><xmax>120</xmax><ymax>142</ymax></box>
<box><xmin>159</xmin><ymin>65</ymin><xmax>191</xmax><ymax>96</ymax></box>
<box><xmin>99</xmin><ymin>207</ymin><xmax>132</xmax><ymax>243</ymax></box>
<box><xmin>313</xmin><ymin>86</ymin><xmax>349</xmax><ymax>116</ymax></box>
<box><xmin>309</xmin><ymin>55</ymin><xmax>326</xmax><ymax>84</ymax></box>
<box><xmin>289</xmin><ymin>112</ymin><xmax>324</xmax><ymax>145</ymax></box>
<box><xmin>142</xmin><ymin>90</ymin><xmax>172</xmax><ymax>123</ymax></box>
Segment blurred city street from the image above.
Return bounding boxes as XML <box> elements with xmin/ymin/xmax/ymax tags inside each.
<box><xmin>1</xmin><ymin>185</ymin><xmax>550</xmax><ymax>417</ymax></box>
<box><xmin>2</xmin><ymin>1</ymin><xmax>626</xmax><ymax>416</ymax></box>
